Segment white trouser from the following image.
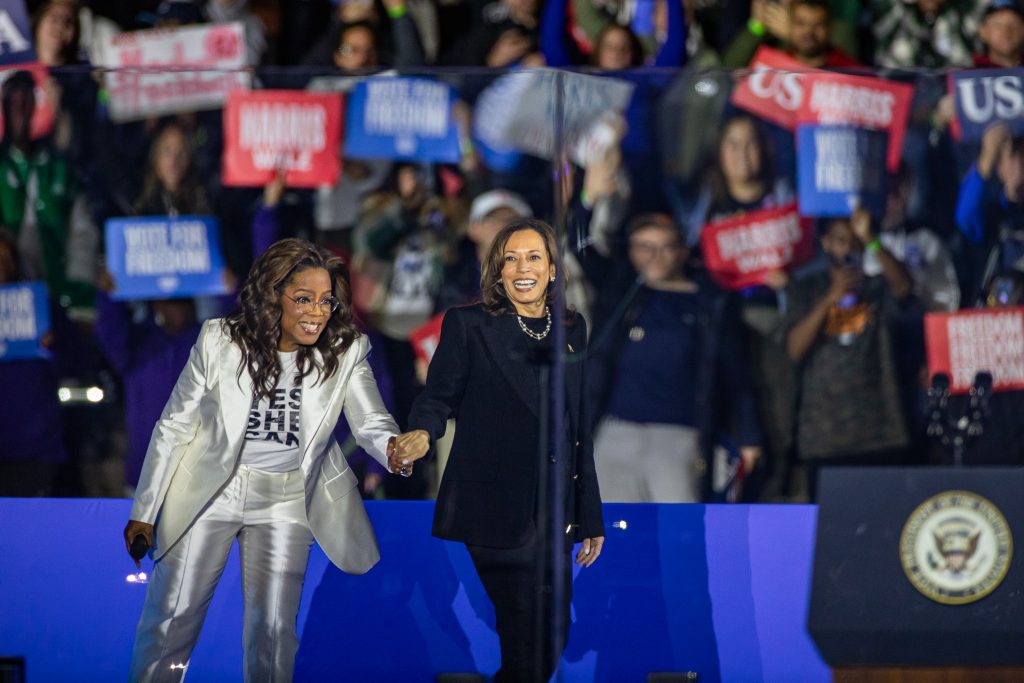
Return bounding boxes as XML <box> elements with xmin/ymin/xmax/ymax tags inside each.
<box><xmin>129</xmin><ymin>465</ymin><xmax>313</xmax><ymax>683</ymax></box>
<box><xmin>594</xmin><ymin>417</ymin><xmax>704</xmax><ymax>503</ymax></box>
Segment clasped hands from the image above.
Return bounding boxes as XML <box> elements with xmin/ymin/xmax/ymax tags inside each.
<box><xmin>386</xmin><ymin>430</ymin><xmax>430</xmax><ymax>476</ymax></box>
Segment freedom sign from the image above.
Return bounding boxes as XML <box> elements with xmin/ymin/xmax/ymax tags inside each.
<box><xmin>473</xmin><ymin>68</ymin><xmax>634</xmax><ymax>165</ymax></box>
<box><xmin>344</xmin><ymin>78</ymin><xmax>460</xmax><ymax>163</ymax></box>
<box><xmin>97</xmin><ymin>22</ymin><xmax>250</xmax><ymax>122</ymax></box>
<box><xmin>0</xmin><ymin>281</ymin><xmax>50</xmax><ymax>362</ymax></box>
<box><xmin>223</xmin><ymin>90</ymin><xmax>342</xmax><ymax>187</ymax></box>
<box><xmin>796</xmin><ymin>125</ymin><xmax>887</xmax><ymax>217</ymax></box>
<box><xmin>797</xmin><ymin>72</ymin><xmax>912</xmax><ymax>171</ymax></box>
<box><xmin>0</xmin><ymin>0</ymin><xmax>35</xmax><ymax>66</ymax></box>
<box><xmin>699</xmin><ymin>203</ymin><xmax>815</xmax><ymax>290</ymax></box>
<box><xmin>925</xmin><ymin>307</ymin><xmax>1024</xmax><ymax>394</ymax></box>
<box><xmin>730</xmin><ymin>47</ymin><xmax>808</xmax><ymax>130</ymax></box>
<box><xmin>105</xmin><ymin>216</ymin><xmax>229</xmax><ymax>300</ymax></box>
<box><xmin>950</xmin><ymin>69</ymin><xmax>1024</xmax><ymax>144</ymax></box>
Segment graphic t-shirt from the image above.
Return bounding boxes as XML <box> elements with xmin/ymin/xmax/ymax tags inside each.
<box><xmin>783</xmin><ymin>271</ymin><xmax>909</xmax><ymax>459</ymax></box>
<box><xmin>241</xmin><ymin>351</ymin><xmax>302</xmax><ymax>472</ymax></box>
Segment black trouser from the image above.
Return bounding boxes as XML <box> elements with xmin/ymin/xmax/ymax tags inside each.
<box><xmin>466</xmin><ymin>526</ymin><xmax>573</xmax><ymax>682</ymax></box>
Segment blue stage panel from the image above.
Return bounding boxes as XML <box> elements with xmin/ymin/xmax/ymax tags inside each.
<box><xmin>0</xmin><ymin>500</ymin><xmax>828</xmax><ymax>682</ymax></box>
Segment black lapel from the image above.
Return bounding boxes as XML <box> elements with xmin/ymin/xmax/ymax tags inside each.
<box><xmin>475</xmin><ymin>313</ymin><xmax>541</xmax><ymax>418</ymax></box>
<box><xmin>565</xmin><ymin>321</ymin><xmax>581</xmax><ymax>438</ymax></box>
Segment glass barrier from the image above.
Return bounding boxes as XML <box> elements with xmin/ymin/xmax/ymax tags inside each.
<box><xmin>0</xmin><ymin>60</ymin><xmax>1016</xmax><ymax>505</ymax></box>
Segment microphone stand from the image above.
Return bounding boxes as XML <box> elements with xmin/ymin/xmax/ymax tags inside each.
<box><xmin>927</xmin><ymin>372</ymin><xmax>993</xmax><ymax>467</ymax></box>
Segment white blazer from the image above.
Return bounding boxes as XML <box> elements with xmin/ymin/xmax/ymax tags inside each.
<box><xmin>129</xmin><ymin>319</ymin><xmax>399</xmax><ymax>574</ymax></box>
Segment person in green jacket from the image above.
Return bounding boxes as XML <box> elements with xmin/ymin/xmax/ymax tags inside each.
<box><xmin>0</xmin><ymin>70</ymin><xmax>97</xmax><ymax>321</ymax></box>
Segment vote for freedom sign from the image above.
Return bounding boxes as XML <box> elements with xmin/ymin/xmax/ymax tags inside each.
<box><xmin>223</xmin><ymin>90</ymin><xmax>343</xmax><ymax>187</ymax></box>
<box><xmin>0</xmin><ymin>281</ymin><xmax>50</xmax><ymax>362</ymax></box>
<box><xmin>104</xmin><ymin>216</ymin><xmax>229</xmax><ymax>300</ymax></box>
<box><xmin>699</xmin><ymin>203</ymin><xmax>815</xmax><ymax>290</ymax></box>
<box><xmin>344</xmin><ymin>77</ymin><xmax>461</xmax><ymax>163</ymax></box>
<box><xmin>797</xmin><ymin>125</ymin><xmax>888</xmax><ymax>217</ymax></box>
<box><xmin>925</xmin><ymin>307</ymin><xmax>1024</xmax><ymax>394</ymax></box>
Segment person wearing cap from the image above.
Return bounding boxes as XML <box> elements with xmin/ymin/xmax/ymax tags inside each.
<box><xmin>435</xmin><ymin>190</ymin><xmax>533</xmax><ymax>312</ymax></box>
<box><xmin>975</xmin><ymin>0</ymin><xmax>1024</xmax><ymax>67</ymax></box>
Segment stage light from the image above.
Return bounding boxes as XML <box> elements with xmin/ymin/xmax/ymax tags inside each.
<box><xmin>86</xmin><ymin>386</ymin><xmax>104</xmax><ymax>403</ymax></box>
<box><xmin>614</xmin><ymin>520</ymin><xmax>628</xmax><ymax>530</ymax></box>
<box><xmin>57</xmin><ymin>387</ymin><xmax>71</xmax><ymax>402</ymax></box>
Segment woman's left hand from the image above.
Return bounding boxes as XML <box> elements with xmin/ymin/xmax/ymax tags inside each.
<box><xmin>387</xmin><ymin>430</ymin><xmax>430</xmax><ymax>474</ymax></box>
<box><xmin>575</xmin><ymin>536</ymin><xmax>604</xmax><ymax>568</ymax></box>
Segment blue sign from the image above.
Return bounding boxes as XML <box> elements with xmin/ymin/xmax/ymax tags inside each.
<box><xmin>344</xmin><ymin>78</ymin><xmax>461</xmax><ymax>163</ymax></box>
<box><xmin>105</xmin><ymin>215</ymin><xmax>229</xmax><ymax>301</ymax></box>
<box><xmin>797</xmin><ymin>124</ymin><xmax>887</xmax><ymax>218</ymax></box>
<box><xmin>0</xmin><ymin>0</ymin><xmax>35</xmax><ymax>66</ymax></box>
<box><xmin>0</xmin><ymin>281</ymin><xmax>50</xmax><ymax>362</ymax></box>
<box><xmin>951</xmin><ymin>68</ymin><xmax>1024</xmax><ymax>144</ymax></box>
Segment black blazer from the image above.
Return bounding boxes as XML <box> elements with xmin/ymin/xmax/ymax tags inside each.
<box><xmin>408</xmin><ymin>304</ymin><xmax>604</xmax><ymax>548</ymax></box>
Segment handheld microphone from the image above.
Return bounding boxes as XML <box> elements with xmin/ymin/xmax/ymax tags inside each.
<box><xmin>129</xmin><ymin>534</ymin><xmax>150</xmax><ymax>562</ymax></box>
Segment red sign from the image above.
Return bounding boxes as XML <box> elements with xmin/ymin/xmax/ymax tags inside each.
<box><xmin>410</xmin><ymin>312</ymin><xmax>445</xmax><ymax>365</ymax></box>
<box><xmin>700</xmin><ymin>203</ymin><xmax>815</xmax><ymax>290</ymax></box>
<box><xmin>222</xmin><ymin>90</ymin><xmax>342</xmax><ymax>188</ymax></box>
<box><xmin>925</xmin><ymin>307</ymin><xmax>1024</xmax><ymax>394</ymax></box>
<box><xmin>730</xmin><ymin>47</ymin><xmax>809</xmax><ymax>131</ymax></box>
<box><xmin>797</xmin><ymin>72</ymin><xmax>913</xmax><ymax>171</ymax></box>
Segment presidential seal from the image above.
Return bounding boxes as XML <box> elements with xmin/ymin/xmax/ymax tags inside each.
<box><xmin>899</xmin><ymin>491</ymin><xmax>1012</xmax><ymax>605</ymax></box>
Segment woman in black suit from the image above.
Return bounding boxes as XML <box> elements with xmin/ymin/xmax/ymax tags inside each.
<box><xmin>397</xmin><ymin>217</ymin><xmax>604</xmax><ymax>682</ymax></box>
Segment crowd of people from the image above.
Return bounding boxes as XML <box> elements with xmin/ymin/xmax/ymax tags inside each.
<box><xmin>3</xmin><ymin>0</ymin><xmax>1024</xmax><ymax>504</ymax></box>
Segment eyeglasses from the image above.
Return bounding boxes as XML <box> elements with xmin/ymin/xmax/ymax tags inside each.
<box><xmin>283</xmin><ymin>293</ymin><xmax>341</xmax><ymax>315</ymax></box>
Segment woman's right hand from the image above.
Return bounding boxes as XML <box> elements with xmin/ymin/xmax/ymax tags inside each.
<box><xmin>123</xmin><ymin>520</ymin><xmax>155</xmax><ymax>569</ymax></box>
<box><xmin>388</xmin><ymin>430</ymin><xmax>430</xmax><ymax>473</ymax></box>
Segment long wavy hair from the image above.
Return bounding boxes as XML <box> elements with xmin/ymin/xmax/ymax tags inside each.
<box><xmin>480</xmin><ymin>218</ymin><xmax>569</xmax><ymax>318</ymax></box>
<box><xmin>134</xmin><ymin>121</ymin><xmax>210</xmax><ymax>216</ymax></box>
<box><xmin>225</xmin><ymin>239</ymin><xmax>360</xmax><ymax>400</ymax></box>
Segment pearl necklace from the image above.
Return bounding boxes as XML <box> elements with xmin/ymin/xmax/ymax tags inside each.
<box><xmin>517</xmin><ymin>306</ymin><xmax>551</xmax><ymax>341</ymax></box>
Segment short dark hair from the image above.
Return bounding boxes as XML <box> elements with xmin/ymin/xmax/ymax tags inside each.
<box><xmin>792</xmin><ymin>0</ymin><xmax>831</xmax><ymax>16</ymax></box>
<box><xmin>626</xmin><ymin>213</ymin><xmax>681</xmax><ymax>240</ymax></box>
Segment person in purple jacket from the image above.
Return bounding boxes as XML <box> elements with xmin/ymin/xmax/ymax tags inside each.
<box><xmin>94</xmin><ymin>274</ymin><xmax>201</xmax><ymax>490</ymax></box>
<box><xmin>0</xmin><ymin>230</ymin><xmax>70</xmax><ymax>496</ymax></box>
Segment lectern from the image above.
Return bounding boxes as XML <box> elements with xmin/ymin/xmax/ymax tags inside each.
<box><xmin>808</xmin><ymin>467</ymin><xmax>1024</xmax><ymax>682</ymax></box>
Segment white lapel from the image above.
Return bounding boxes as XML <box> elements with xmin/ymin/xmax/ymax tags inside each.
<box><xmin>298</xmin><ymin>348</ymin><xmax>349</xmax><ymax>471</ymax></box>
<box><xmin>219</xmin><ymin>337</ymin><xmax>254</xmax><ymax>448</ymax></box>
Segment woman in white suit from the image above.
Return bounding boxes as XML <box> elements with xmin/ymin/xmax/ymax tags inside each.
<box><xmin>123</xmin><ymin>238</ymin><xmax>413</xmax><ymax>682</ymax></box>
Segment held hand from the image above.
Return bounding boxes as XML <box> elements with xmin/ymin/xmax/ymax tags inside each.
<box><xmin>762</xmin><ymin>1</ymin><xmax>792</xmax><ymax>41</ymax></box>
<box><xmin>739</xmin><ymin>446</ymin><xmax>761</xmax><ymax>474</ymax></box>
<box><xmin>263</xmin><ymin>167</ymin><xmax>288</xmax><ymax>207</ymax></box>
<box><xmin>575</xmin><ymin>536</ymin><xmax>604</xmax><ymax>567</ymax></box>
<box><xmin>387</xmin><ymin>431</ymin><xmax>430</xmax><ymax>475</ymax></box>
<box><xmin>826</xmin><ymin>266</ymin><xmax>863</xmax><ymax>304</ymax></box>
<box><xmin>980</xmin><ymin>122</ymin><xmax>1012</xmax><ymax>179</ymax></box>
<box><xmin>123</xmin><ymin>520</ymin><xmax>154</xmax><ymax>569</ymax></box>
<box><xmin>850</xmin><ymin>206</ymin><xmax>874</xmax><ymax>246</ymax></box>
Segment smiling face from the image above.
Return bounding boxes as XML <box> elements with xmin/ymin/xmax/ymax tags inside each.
<box><xmin>278</xmin><ymin>267</ymin><xmax>333</xmax><ymax>352</ymax></box>
<box><xmin>500</xmin><ymin>229</ymin><xmax>555</xmax><ymax>316</ymax></box>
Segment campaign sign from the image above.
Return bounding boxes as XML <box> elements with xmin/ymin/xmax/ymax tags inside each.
<box><xmin>730</xmin><ymin>47</ymin><xmax>809</xmax><ymax>131</ymax></box>
<box><xmin>797</xmin><ymin>72</ymin><xmax>912</xmax><ymax>171</ymax></box>
<box><xmin>344</xmin><ymin>78</ymin><xmax>460</xmax><ymax>163</ymax></box>
<box><xmin>796</xmin><ymin>125</ymin><xmax>887</xmax><ymax>217</ymax></box>
<box><xmin>410</xmin><ymin>312</ymin><xmax>444</xmax><ymax>365</ymax></box>
<box><xmin>105</xmin><ymin>216</ymin><xmax>229</xmax><ymax>300</ymax></box>
<box><xmin>0</xmin><ymin>281</ymin><xmax>49</xmax><ymax>362</ymax></box>
<box><xmin>97</xmin><ymin>22</ymin><xmax>250</xmax><ymax>122</ymax></box>
<box><xmin>223</xmin><ymin>90</ymin><xmax>342</xmax><ymax>187</ymax></box>
<box><xmin>474</xmin><ymin>68</ymin><xmax>634</xmax><ymax>165</ymax></box>
<box><xmin>925</xmin><ymin>307</ymin><xmax>1024</xmax><ymax>394</ymax></box>
<box><xmin>0</xmin><ymin>63</ymin><xmax>54</xmax><ymax>140</ymax></box>
<box><xmin>0</xmin><ymin>0</ymin><xmax>35</xmax><ymax>66</ymax></box>
<box><xmin>700</xmin><ymin>203</ymin><xmax>815</xmax><ymax>290</ymax></box>
<box><xmin>950</xmin><ymin>68</ymin><xmax>1024</xmax><ymax>144</ymax></box>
